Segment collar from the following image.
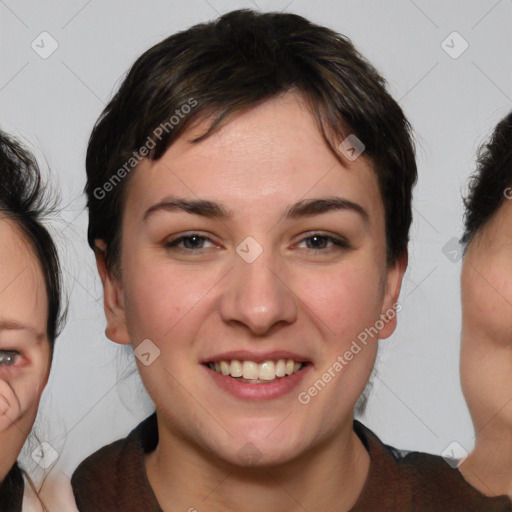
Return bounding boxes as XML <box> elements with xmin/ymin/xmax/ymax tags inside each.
<box><xmin>114</xmin><ymin>415</ymin><xmax>413</xmax><ymax>511</ymax></box>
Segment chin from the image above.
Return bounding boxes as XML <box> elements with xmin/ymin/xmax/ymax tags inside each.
<box><xmin>204</xmin><ymin>419</ymin><xmax>311</xmax><ymax>468</ymax></box>
<box><xmin>220</xmin><ymin>441</ymin><xmax>305</xmax><ymax>469</ymax></box>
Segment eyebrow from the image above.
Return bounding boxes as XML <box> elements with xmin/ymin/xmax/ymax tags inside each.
<box><xmin>143</xmin><ymin>196</ymin><xmax>369</xmax><ymax>223</ymax></box>
<box><xmin>0</xmin><ymin>320</ymin><xmax>42</xmax><ymax>337</ymax></box>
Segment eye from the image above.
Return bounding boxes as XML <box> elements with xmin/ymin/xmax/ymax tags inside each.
<box><xmin>0</xmin><ymin>350</ymin><xmax>20</xmax><ymax>367</ymax></box>
<box><xmin>164</xmin><ymin>232</ymin><xmax>351</xmax><ymax>253</ymax></box>
<box><xmin>165</xmin><ymin>233</ymin><xmax>219</xmax><ymax>252</ymax></box>
<box><xmin>296</xmin><ymin>233</ymin><xmax>351</xmax><ymax>252</ymax></box>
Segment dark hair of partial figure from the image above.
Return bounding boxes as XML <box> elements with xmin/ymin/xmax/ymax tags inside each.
<box><xmin>0</xmin><ymin>131</ymin><xmax>63</xmax><ymax>349</ymax></box>
<box><xmin>462</xmin><ymin>111</ymin><xmax>512</xmax><ymax>247</ymax></box>
<box><xmin>85</xmin><ymin>9</ymin><xmax>417</xmax><ymax>271</ymax></box>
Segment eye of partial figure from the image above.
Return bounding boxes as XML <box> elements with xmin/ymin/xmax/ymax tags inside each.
<box><xmin>0</xmin><ymin>350</ymin><xmax>19</xmax><ymax>366</ymax></box>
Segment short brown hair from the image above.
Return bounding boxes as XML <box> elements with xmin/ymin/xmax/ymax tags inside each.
<box><xmin>85</xmin><ymin>9</ymin><xmax>417</xmax><ymax>271</ymax></box>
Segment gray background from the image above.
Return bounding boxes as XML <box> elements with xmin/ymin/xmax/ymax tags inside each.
<box><xmin>1</xmin><ymin>0</ymin><xmax>511</xmax><ymax>489</ymax></box>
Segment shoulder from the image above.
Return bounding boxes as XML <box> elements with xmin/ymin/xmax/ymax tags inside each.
<box><xmin>353</xmin><ymin>422</ymin><xmax>511</xmax><ymax>512</ymax></box>
<box><xmin>71</xmin><ymin>413</ymin><xmax>158</xmax><ymax>512</ymax></box>
<box><xmin>0</xmin><ymin>463</ymin><xmax>24</xmax><ymax>512</ymax></box>
<box><xmin>71</xmin><ymin>436</ymin><xmax>127</xmax><ymax>511</ymax></box>
<box><xmin>403</xmin><ymin>450</ymin><xmax>512</xmax><ymax>511</ymax></box>
<box><xmin>351</xmin><ymin>421</ymin><xmax>417</xmax><ymax>510</ymax></box>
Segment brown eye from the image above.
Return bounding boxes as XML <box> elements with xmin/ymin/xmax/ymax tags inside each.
<box><xmin>0</xmin><ymin>350</ymin><xmax>20</xmax><ymax>366</ymax></box>
<box><xmin>297</xmin><ymin>233</ymin><xmax>351</xmax><ymax>251</ymax></box>
<box><xmin>167</xmin><ymin>235</ymin><xmax>208</xmax><ymax>250</ymax></box>
<box><xmin>165</xmin><ymin>233</ymin><xmax>218</xmax><ymax>251</ymax></box>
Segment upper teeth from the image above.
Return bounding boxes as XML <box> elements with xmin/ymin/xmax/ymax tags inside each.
<box><xmin>208</xmin><ymin>359</ymin><xmax>303</xmax><ymax>380</ymax></box>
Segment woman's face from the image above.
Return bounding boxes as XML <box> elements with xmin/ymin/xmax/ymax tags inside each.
<box><xmin>102</xmin><ymin>93</ymin><xmax>404</xmax><ymax>466</ymax></box>
<box><xmin>461</xmin><ymin>198</ymin><xmax>512</xmax><ymax>429</ymax></box>
<box><xmin>0</xmin><ymin>218</ymin><xmax>50</xmax><ymax>467</ymax></box>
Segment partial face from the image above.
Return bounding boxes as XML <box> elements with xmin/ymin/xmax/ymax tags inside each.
<box><xmin>461</xmin><ymin>198</ymin><xmax>512</xmax><ymax>428</ymax></box>
<box><xmin>103</xmin><ymin>93</ymin><xmax>403</xmax><ymax>466</ymax></box>
<box><xmin>0</xmin><ymin>219</ymin><xmax>50</xmax><ymax>454</ymax></box>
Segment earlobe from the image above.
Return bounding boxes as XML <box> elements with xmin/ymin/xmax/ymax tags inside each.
<box><xmin>94</xmin><ymin>240</ymin><xmax>130</xmax><ymax>345</ymax></box>
<box><xmin>379</xmin><ymin>253</ymin><xmax>407</xmax><ymax>339</ymax></box>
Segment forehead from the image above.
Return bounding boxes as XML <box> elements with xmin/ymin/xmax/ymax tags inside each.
<box><xmin>125</xmin><ymin>93</ymin><xmax>383</xmax><ymax>220</ymax></box>
<box><xmin>0</xmin><ymin>218</ymin><xmax>48</xmax><ymax>335</ymax></box>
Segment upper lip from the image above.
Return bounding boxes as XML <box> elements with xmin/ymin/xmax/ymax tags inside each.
<box><xmin>202</xmin><ymin>350</ymin><xmax>310</xmax><ymax>364</ymax></box>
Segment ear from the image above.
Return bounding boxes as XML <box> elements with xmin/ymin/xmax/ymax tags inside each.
<box><xmin>94</xmin><ymin>240</ymin><xmax>130</xmax><ymax>345</ymax></box>
<box><xmin>378</xmin><ymin>252</ymin><xmax>407</xmax><ymax>339</ymax></box>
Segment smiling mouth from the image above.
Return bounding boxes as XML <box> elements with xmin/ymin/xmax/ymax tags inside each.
<box><xmin>206</xmin><ymin>359</ymin><xmax>306</xmax><ymax>383</ymax></box>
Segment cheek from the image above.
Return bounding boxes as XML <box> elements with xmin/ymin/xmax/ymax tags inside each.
<box><xmin>299</xmin><ymin>260</ymin><xmax>384</xmax><ymax>337</ymax></box>
<box><xmin>0</xmin><ymin>378</ymin><xmax>19</xmax><ymax>431</ymax></box>
<box><xmin>123</xmin><ymin>260</ymin><xmax>219</xmax><ymax>342</ymax></box>
<box><xmin>462</xmin><ymin>257</ymin><xmax>512</xmax><ymax>344</ymax></box>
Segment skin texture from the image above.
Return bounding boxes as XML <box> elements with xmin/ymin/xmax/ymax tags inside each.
<box><xmin>97</xmin><ymin>92</ymin><xmax>405</xmax><ymax>511</ymax></box>
<box><xmin>0</xmin><ymin>217</ymin><xmax>50</xmax><ymax>483</ymax></box>
<box><xmin>460</xmin><ymin>198</ymin><xmax>512</xmax><ymax>499</ymax></box>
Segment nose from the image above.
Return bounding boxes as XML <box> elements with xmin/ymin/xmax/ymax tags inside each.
<box><xmin>219</xmin><ymin>248</ymin><xmax>298</xmax><ymax>336</ymax></box>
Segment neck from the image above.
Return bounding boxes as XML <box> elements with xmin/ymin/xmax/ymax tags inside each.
<box><xmin>460</xmin><ymin>420</ymin><xmax>512</xmax><ymax>498</ymax></box>
<box><xmin>146</xmin><ymin>418</ymin><xmax>370</xmax><ymax>512</ymax></box>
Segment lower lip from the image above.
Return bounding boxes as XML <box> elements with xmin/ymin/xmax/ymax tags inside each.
<box><xmin>203</xmin><ymin>364</ymin><xmax>311</xmax><ymax>401</ymax></box>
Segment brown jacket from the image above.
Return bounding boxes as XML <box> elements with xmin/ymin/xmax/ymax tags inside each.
<box><xmin>72</xmin><ymin>414</ymin><xmax>512</xmax><ymax>511</ymax></box>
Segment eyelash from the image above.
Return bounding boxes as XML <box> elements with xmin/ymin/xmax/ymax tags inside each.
<box><xmin>165</xmin><ymin>232</ymin><xmax>351</xmax><ymax>253</ymax></box>
<box><xmin>0</xmin><ymin>350</ymin><xmax>21</xmax><ymax>367</ymax></box>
